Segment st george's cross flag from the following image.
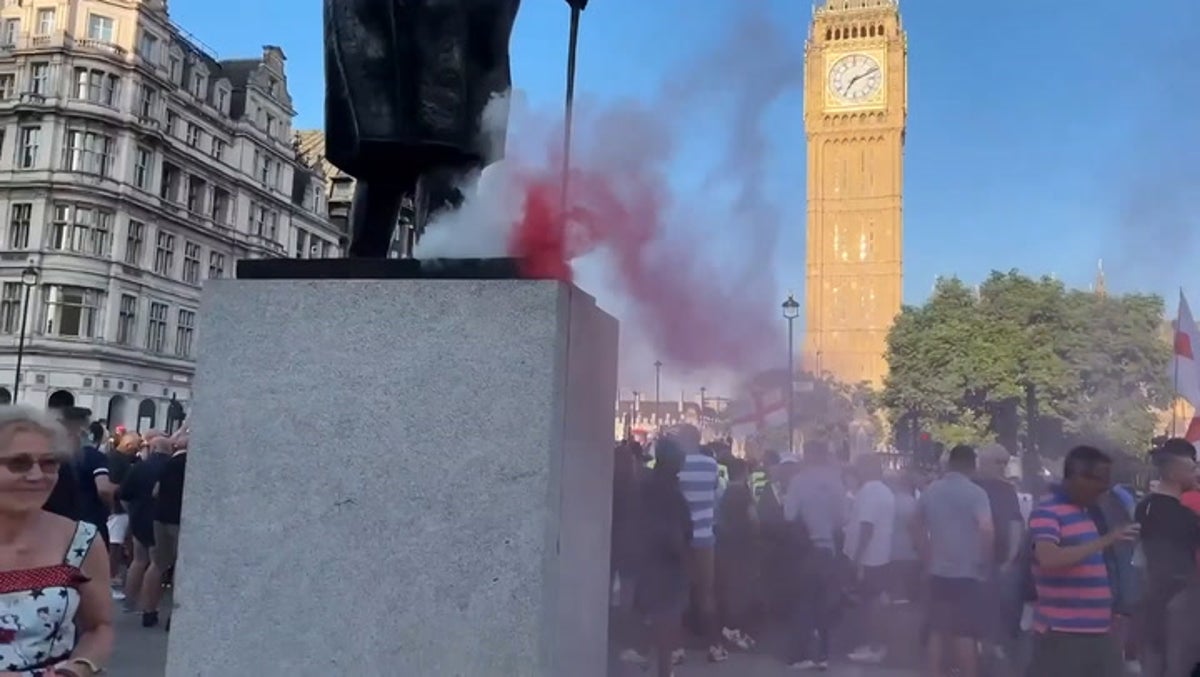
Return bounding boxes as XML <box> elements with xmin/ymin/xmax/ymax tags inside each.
<box><xmin>1170</xmin><ymin>291</ymin><xmax>1200</xmax><ymax>442</ymax></box>
<box><xmin>729</xmin><ymin>370</ymin><xmax>790</xmax><ymax>438</ymax></box>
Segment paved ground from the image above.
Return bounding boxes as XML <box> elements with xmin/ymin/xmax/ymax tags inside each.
<box><xmin>109</xmin><ymin>616</ymin><xmax>915</xmax><ymax>677</ymax></box>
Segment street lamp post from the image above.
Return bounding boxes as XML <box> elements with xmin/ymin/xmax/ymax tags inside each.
<box><xmin>13</xmin><ymin>264</ymin><xmax>39</xmax><ymax>403</ymax></box>
<box><xmin>782</xmin><ymin>294</ymin><xmax>800</xmax><ymax>454</ymax></box>
<box><xmin>653</xmin><ymin>360</ymin><xmax>662</xmax><ymax>426</ymax></box>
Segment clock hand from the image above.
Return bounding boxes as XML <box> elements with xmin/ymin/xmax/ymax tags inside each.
<box><xmin>846</xmin><ymin>67</ymin><xmax>880</xmax><ymax>90</ymax></box>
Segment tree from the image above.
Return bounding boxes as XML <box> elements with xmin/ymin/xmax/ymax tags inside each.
<box><xmin>882</xmin><ymin>271</ymin><xmax>1171</xmax><ymax>454</ymax></box>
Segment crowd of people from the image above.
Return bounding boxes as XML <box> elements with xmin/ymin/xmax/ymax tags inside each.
<box><xmin>0</xmin><ymin>403</ymin><xmax>189</xmax><ymax>676</ymax></box>
<box><xmin>609</xmin><ymin>424</ymin><xmax>1200</xmax><ymax>677</ymax></box>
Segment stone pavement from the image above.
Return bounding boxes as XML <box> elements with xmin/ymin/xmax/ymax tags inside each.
<box><xmin>110</xmin><ymin>616</ymin><xmax>916</xmax><ymax>677</ymax></box>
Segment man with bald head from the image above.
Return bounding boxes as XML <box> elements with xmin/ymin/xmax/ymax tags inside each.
<box><xmin>118</xmin><ymin>435</ymin><xmax>174</xmax><ymax>621</ymax></box>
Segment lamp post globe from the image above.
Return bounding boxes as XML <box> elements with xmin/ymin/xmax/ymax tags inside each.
<box><xmin>20</xmin><ymin>265</ymin><xmax>38</xmax><ymax>287</ymax></box>
<box><xmin>781</xmin><ymin>293</ymin><xmax>800</xmax><ymax>320</ymax></box>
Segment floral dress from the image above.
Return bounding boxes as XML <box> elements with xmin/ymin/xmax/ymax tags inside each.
<box><xmin>0</xmin><ymin>521</ymin><xmax>96</xmax><ymax>676</ymax></box>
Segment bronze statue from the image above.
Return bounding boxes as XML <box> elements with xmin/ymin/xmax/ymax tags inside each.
<box><xmin>324</xmin><ymin>0</ymin><xmax>591</xmax><ymax>258</ymax></box>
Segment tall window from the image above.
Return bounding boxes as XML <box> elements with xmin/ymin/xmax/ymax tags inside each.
<box><xmin>153</xmin><ymin>231</ymin><xmax>175</xmax><ymax>275</ymax></box>
<box><xmin>185</xmin><ymin>176</ymin><xmax>206</xmax><ymax>214</ymax></box>
<box><xmin>250</xmin><ymin>203</ymin><xmax>277</xmax><ymax>239</ymax></box>
<box><xmin>0</xmin><ymin>74</ymin><xmax>14</xmax><ymax>99</ymax></box>
<box><xmin>86</xmin><ymin>14</ymin><xmax>115</xmax><ymax>42</ymax></box>
<box><xmin>165</xmin><ymin>110</ymin><xmax>178</xmax><ymax>136</ymax></box>
<box><xmin>116</xmin><ymin>294</ymin><xmax>137</xmax><ymax>345</ymax></box>
<box><xmin>185</xmin><ymin>123</ymin><xmax>200</xmax><ymax>148</ymax></box>
<box><xmin>8</xmin><ymin>203</ymin><xmax>30</xmax><ymax>249</ymax></box>
<box><xmin>2</xmin><ymin>19</ymin><xmax>19</xmax><ymax>47</ymax></box>
<box><xmin>72</xmin><ymin>68</ymin><xmax>119</xmax><ymax>106</ymax></box>
<box><xmin>125</xmin><ymin>220</ymin><xmax>144</xmax><ymax>265</ymax></box>
<box><xmin>294</xmin><ymin>229</ymin><xmax>309</xmax><ymax>258</ymax></box>
<box><xmin>182</xmin><ymin>242</ymin><xmax>200</xmax><ymax>284</ymax></box>
<box><xmin>190</xmin><ymin>71</ymin><xmax>206</xmax><ymax>99</ymax></box>
<box><xmin>146</xmin><ymin>301</ymin><xmax>168</xmax><ymax>353</ymax></box>
<box><xmin>208</xmin><ymin>252</ymin><xmax>225</xmax><ymax>279</ymax></box>
<box><xmin>210</xmin><ymin>138</ymin><xmax>226</xmax><ymax>162</ymax></box>
<box><xmin>174</xmin><ymin>309</ymin><xmax>195</xmax><ymax>358</ymax></box>
<box><xmin>42</xmin><ymin>285</ymin><xmax>101</xmax><ymax>338</ymax></box>
<box><xmin>49</xmin><ymin>204</ymin><xmax>112</xmax><ymax>257</ymax></box>
<box><xmin>63</xmin><ymin>130</ymin><xmax>115</xmax><ymax>176</ymax></box>
<box><xmin>168</xmin><ymin>54</ymin><xmax>181</xmax><ymax>84</ymax></box>
<box><xmin>133</xmin><ymin>146</ymin><xmax>152</xmax><ymax>189</ymax></box>
<box><xmin>29</xmin><ymin>62</ymin><xmax>49</xmax><ymax>95</ymax></box>
<box><xmin>17</xmin><ymin>126</ymin><xmax>39</xmax><ymax>168</ymax></box>
<box><xmin>215</xmin><ymin>87</ymin><xmax>228</xmax><ymax>111</ymax></box>
<box><xmin>137</xmin><ymin>84</ymin><xmax>157</xmax><ymax>119</ymax></box>
<box><xmin>210</xmin><ymin>187</ymin><xmax>230</xmax><ymax>224</ymax></box>
<box><xmin>35</xmin><ymin>9</ymin><xmax>54</xmax><ymax>36</ymax></box>
<box><xmin>0</xmin><ymin>283</ymin><xmax>20</xmax><ymax>334</ymax></box>
<box><xmin>159</xmin><ymin>162</ymin><xmax>180</xmax><ymax>201</ymax></box>
<box><xmin>137</xmin><ymin>32</ymin><xmax>159</xmax><ymax>64</ymax></box>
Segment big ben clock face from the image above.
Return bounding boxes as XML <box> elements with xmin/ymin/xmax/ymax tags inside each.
<box><xmin>829</xmin><ymin>53</ymin><xmax>883</xmax><ymax>105</ymax></box>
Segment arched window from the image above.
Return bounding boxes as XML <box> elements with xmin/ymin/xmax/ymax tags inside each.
<box><xmin>0</xmin><ymin>387</ymin><xmax>10</xmax><ymax>405</ymax></box>
<box><xmin>107</xmin><ymin>395</ymin><xmax>127</xmax><ymax>428</ymax></box>
<box><xmin>47</xmin><ymin>390</ymin><xmax>75</xmax><ymax>410</ymax></box>
<box><xmin>137</xmin><ymin>398</ymin><xmax>157</xmax><ymax>431</ymax></box>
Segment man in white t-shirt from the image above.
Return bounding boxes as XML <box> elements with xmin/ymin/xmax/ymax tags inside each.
<box><xmin>843</xmin><ymin>453</ymin><xmax>896</xmax><ymax>664</ymax></box>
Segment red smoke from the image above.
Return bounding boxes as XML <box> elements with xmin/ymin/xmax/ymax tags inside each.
<box><xmin>505</xmin><ymin>10</ymin><xmax>800</xmax><ymax>373</ymax></box>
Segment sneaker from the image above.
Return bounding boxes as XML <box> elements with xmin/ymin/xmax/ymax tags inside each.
<box><xmin>788</xmin><ymin>660</ymin><xmax>819</xmax><ymax>670</ymax></box>
<box><xmin>110</xmin><ymin>588</ymin><xmax>126</xmax><ymax>602</ymax></box>
<box><xmin>141</xmin><ymin>611</ymin><xmax>159</xmax><ymax>628</ymax></box>
<box><xmin>816</xmin><ymin>660</ymin><xmax>829</xmax><ymax>671</ymax></box>
<box><xmin>707</xmin><ymin>645</ymin><xmax>729</xmax><ymax>663</ymax></box>
<box><xmin>721</xmin><ymin>627</ymin><xmax>753</xmax><ymax>651</ymax></box>
<box><xmin>617</xmin><ymin>649</ymin><xmax>647</xmax><ymax>665</ymax></box>
<box><xmin>847</xmin><ymin>646</ymin><xmax>886</xmax><ymax>664</ymax></box>
<box><xmin>671</xmin><ymin>649</ymin><xmax>685</xmax><ymax>665</ymax></box>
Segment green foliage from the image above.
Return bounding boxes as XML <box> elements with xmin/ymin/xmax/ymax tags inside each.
<box><xmin>882</xmin><ymin>271</ymin><xmax>1171</xmax><ymax>454</ymax></box>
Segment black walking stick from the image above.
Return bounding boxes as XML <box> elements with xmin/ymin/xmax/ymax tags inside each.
<box><xmin>560</xmin><ymin>0</ymin><xmax>588</xmax><ymax>216</ymax></box>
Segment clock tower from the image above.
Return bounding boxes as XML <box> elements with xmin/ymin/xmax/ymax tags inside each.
<box><xmin>803</xmin><ymin>0</ymin><xmax>906</xmax><ymax>387</ymax></box>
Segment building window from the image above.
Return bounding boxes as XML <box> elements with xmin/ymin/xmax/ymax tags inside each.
<box><xmin>210</xmin><ymin>138</ymin><xmax>226</xmax><ymax>162</ymax></box>
<box><xmin>0</xmin><ymin>74</ymin><xmax>13</xmax><ymax>99</ymax></box>
<box><xmin>210</xmin><ymin>187</ymin><xmax>231</xmax><ymax>225</ymax></box>
<box><xmin>185</xmin><ymin>123</ymin><xmax>201</xmax><ymax>148</ymax></box>
<box><xmin>168</xmin><ymin>54</ymin><xmax>181</xmax><ymax>84</ymax></box>
<box><xmin>294</xmin><ymin>229</ymin><xmax>309</xmax><ymax>258</ymax></box>
<box><xmin>87</xmin><ymin>14</ymin><xmax>115</xmax><ymax>42</ymax></box>
<box><xmin>215</xmin><ymin>87</ymin><xmax>228</xmax><ymax>111</ymax></box>
<box><xmin>159</xmin><ymin>162</ymin><xmax>180</xmax><ymax>201</ymax></box>
<box><xmin>165</xmin><ymin>109</ymin><xmax>178</xmax><ymax>136</ymax></box>
<box><xmin>29</xmin><ymin>62</ymin><xmax>49</xmax><ymax>95</ymax></box>
<box><xmin>190</xmin><ymin>71</ymin><xmax>206</xmax><ymax>99</ymax></box>
<box><xmin>16</xmin><ymin>126</ymin><xmax>39</xmax><ymax>168</ymax></box>
<box><xmin>137</xmin><ymin>84</ymin><xmax>157</xmax><ymax>119</ymax></box>
<box><xmin>42</xmin><ymin>285</ymin><xmax>101</xmax><ymax>339</ymax></box>
<box><xmin>146</xmin><ymin>301</ymin><xmax>168</xmax><ymax>353</ymax></box>
<box><xmin>8</xmin><ymin>203</ymin><xmax>30</xmax><ymax>250</ymax></box>
<box><xmin>208</xmin><ymin>252</ymin><xmax>225</xmax><ymax>279</ymax></box>
<box><xmin>175</xmin><ymin>309</ymin><xmax>195</xmax><ymax>358</ymax></box>
<box><xmin>49</xmin><ymin>204</ymin><xmax>112</xmax><ymax>257</ymax></box>
<box><xmin>0</xmin><ymin>283</ymin><xmax>20</xmax><ymax>334</ymax></box>
<box><xmin>185</xmin><ymin>176</ymin><xmax>206</xmax><ymax>214</ymax></box>
<box><xmin>125</xmin><ymin>219</ymin><xmax>144</xmax><ymax>265</ymax></box>
<box><xmin>116</xmin><ymin>294</ymin><xmax>137</xmax><ymax>345</ymax></box>
<box><xmin>137</xmin><ymin>32</ymin><xmax>159</xmax><ymax>64</ymax></box>
<box><xmin>72</xmin><ymin>68</ymin><xmax>119</xmax><ymax>106</ymax></box>
<box><xmin>250</xmin><ymin>203</ymin><xmax>277</xmax><ymax>240</ymax></box>
<box><xmin>35</xmin><ymin>9</ymin><xmax>54</xmax><ymax>36</ymax></box>
<box><xmin>133</xmin><ymin>146</ymin><xmax>152</xmax><ymax>189</ymax></box>
<box><xmin>265</xmin><ymin>114</ymin><xmax>277</xmax><ymax>138</ymax></box>
<box><xmin>2</xmin><ymin>19</ymin><xmax>19</xmax><ymax>47</ymax></box>
<box><xmin>63</xmin><ymin>129</ymin><xmax>115</xmax><ymax>176</ymax></box>
<box><xmin>182</xmin><ymin>242</ymin><xmax>200</xmax><ymax>284</ymax></box>
<box><xmin>153</xmin><ymin>231</ymin><xmax>175</xmax><ymax>276</ymax></box>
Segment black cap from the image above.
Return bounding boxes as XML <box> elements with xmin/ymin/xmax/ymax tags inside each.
<box><xmin>60</xmin><ymin>406</ymin><xmax>93</xmax><ymax>423</ymax></box>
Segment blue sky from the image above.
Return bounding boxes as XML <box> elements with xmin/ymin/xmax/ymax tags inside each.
<box><xmin>174</xmin><ymin>0</ymin><xmax>1199</xmax><ymax>321</ymax></box>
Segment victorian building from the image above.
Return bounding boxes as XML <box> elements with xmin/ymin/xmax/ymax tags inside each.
<box><xmin>0</xmin><ymin>0</ymin><xmax>343</xmax><ymax>429</ymax></box>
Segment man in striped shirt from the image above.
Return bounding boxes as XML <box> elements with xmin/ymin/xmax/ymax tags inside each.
<box><xmin>1027</xmin><ymin>446</ymin><xmax>1139</xmax><ymax>677</ymax></box>
<box><xmin>671</xmin><ymin>424</ymin><xmax>728</xmax><ymax>663</ymax></box>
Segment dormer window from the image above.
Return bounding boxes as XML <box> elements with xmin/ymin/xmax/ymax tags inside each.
<box><xmin>168</xmin><ymin>54</ymin><xmax>181</xmax><ymax>84</ymax></box>
<box><xmin>214</xmin><ymin>86</ymin><xmax>229</xmax><ymax>113</ymax></box>
<box><xmin>191</xmin><ymin>69</ymin><xmax>207</xmax><ymax>99</ymax></box>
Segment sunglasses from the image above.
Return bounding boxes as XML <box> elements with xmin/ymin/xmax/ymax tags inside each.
<box><xmin>1</xmin><ymin>455</ymin><xmax>61</xmax><ymax>475</ymax></box>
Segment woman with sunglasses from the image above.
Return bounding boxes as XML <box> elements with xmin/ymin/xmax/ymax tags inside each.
<box><xmin>0</xmin><ymin>405</ymin><xmax>113</xmax><ymax>677</ymax></box>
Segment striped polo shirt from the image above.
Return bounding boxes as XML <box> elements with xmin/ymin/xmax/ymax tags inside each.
<box><xmin>1029</xmin><ymin>491</ymin><xmax>1113</xmax><ymax>633</ymax></box>
<box><xmin>678</xmin><ymin>453</ymin><xmax>720</xmax><ymax>547</ymax></box>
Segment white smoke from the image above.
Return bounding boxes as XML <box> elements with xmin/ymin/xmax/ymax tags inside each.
<box><xmin>413</xmin><ymin>90</ymin><xmax>522</xmax><ymax>259</ymax></box>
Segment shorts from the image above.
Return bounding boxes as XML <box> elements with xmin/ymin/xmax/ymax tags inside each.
<box><xmin>152</xmin><ymin>522</ymin><xmax>180</xmax><ymax>570</ymax></box>
<box><xmin>106</xmin><ymin>514</ymin><xmax>129</xmax><ymax>544</ymax></box>
<box><xmin>927</xmin><ymin>576</ymin><xmax>985</xmax><ymax>638</ymax></box>
<box><xmin>857</xmin><ymin>564</ymin><xmax>890</xmax><ymax>601</ymax></box>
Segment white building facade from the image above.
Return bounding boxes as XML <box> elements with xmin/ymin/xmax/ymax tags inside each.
<box><xmin>0</xmin><ymin>0</ymin><xmax>343</xmax><ymax>429</ymax></box>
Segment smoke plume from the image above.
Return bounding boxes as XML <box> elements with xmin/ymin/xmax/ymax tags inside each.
<box><xmin>419</xmin><ymin>9</ymin><xmax>803</xmax><ymax>381</ymax></box>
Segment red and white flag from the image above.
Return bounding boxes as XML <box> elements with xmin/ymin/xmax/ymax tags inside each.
<box><xmin>1170</xmin><ymin>291</ymin><xmax>1200</xmax><ymax>441</ymax></box>
<box><xmin>729</xmin><ymin>371</ymin><xmax>790</xmax><ymax>438</ymax></box>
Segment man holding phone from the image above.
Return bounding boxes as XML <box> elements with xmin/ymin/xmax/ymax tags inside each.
<box><xmin>1026</xmin><ymin>446</ymin><xmax>1139</xmax><ymax>677</ymax></box>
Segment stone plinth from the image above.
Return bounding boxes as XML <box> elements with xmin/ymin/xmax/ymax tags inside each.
<box><xmin>165</xmin><ymin>279</ymin><xmax>618</xmax><ymax>677</ymax></box>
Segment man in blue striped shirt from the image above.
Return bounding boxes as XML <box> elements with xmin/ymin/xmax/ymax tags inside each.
<box><xmin>671</xmin><ymin>424</ymin><xmax>729</xmax><ymax>663</ymax></box>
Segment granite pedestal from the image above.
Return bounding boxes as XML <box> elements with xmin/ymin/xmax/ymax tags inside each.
<box><xmin>165</xmin><ymin>278</ymin><xmax>618</xmax><ymax>677</ymax></box>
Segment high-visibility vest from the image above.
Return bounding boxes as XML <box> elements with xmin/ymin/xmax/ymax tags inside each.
<box><xmin>716</xmin><ymin>463</ymin><xmax>729</xmax><ymax>501</ymax></box>
<box><xmin>750</xmin><ymin>470</ymin><xmax>770</xmax><ymax>499</ymax></box>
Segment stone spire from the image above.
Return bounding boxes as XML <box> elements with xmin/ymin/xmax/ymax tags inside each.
<box><xmin>1094</xmin><ymin>259</ymin><xmax>1107</xmax><ymax>298</ymax></box>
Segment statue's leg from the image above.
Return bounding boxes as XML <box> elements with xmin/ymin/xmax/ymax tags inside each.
<box><xmin>347</xmin><ymin>179</ymin><xmax>407</xmax><ymax>258</ymax></box>
<box><xmin>412</xmin><ymin>167</ymin><xmax>471</xmax><ymax>241</ymax></box>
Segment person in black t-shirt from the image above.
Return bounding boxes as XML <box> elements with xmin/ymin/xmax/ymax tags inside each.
<box><xmin>1135</xmin><ymin>438</ymin><xmax>1200</xmax><ymax>677</ymax></box>
<box><xmin>118</xmin><ymin>436</ymin><xmax>171</xmax><ymax>612</ymax></box>
<box><xmin>141</xmin><ymin>441</ymin><xmax>187</xmax><ymax>627</ymax></box>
